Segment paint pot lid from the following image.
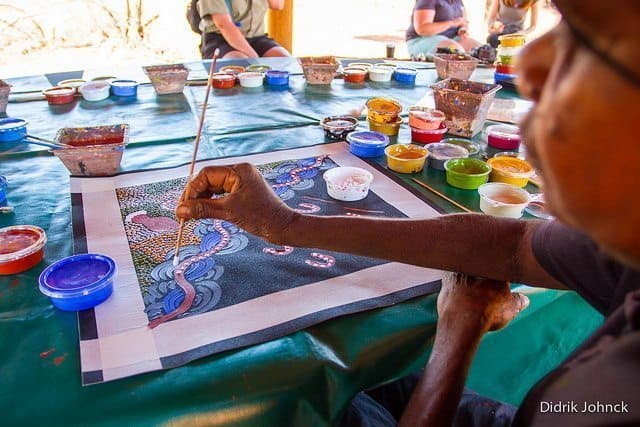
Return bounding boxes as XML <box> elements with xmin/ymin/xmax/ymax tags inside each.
<box><xmin>39</xmin><ymin>253</ymin><xmax>116</xmax><ymax>299</ymax></box>
<box><xmin>395</xmin><ymin>67</ymin><xmax>418</xmax><ymax>75</ymax></box>
<box><xmin>0</xmin><ymin>117</ymin><xmax>27</xmax><ymax>132</ymax></box>
<box><xmin>110</xmin><ymin>80</ymin><xmax>139</xmax><ymax>88</ymax></box>
<box><xmin>265</xmin><ymin>70</ymin><xmax>290</xmax><ymax>77</ymax></box>
<box><xmin>346</xmin><ymin>131</ymin><xmax>389</xmax><ymax>147</ymax></box>
<box><xmin>80</xmin><ymin>81</ymin><xmax>110</xmax><ymax>92</ymax></box>
<box><xmin>0</xmin><ymin>225</ymin><xmax>47</xmax><ymax>264</ymax></box>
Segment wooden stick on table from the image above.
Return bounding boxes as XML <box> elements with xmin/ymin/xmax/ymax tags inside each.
<box><xmin>173</xmin><ymin>49</ymin><xmax>220</xmax><ymax>267</ymax></box>
<box><xmin>411</xmin><ymin>178</ymin><xmax>473</xmax><ymax>213</ymax></box>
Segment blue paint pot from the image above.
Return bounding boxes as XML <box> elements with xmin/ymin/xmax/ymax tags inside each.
<box><xmin>0</xmin><ymin>176</ymin><xmax>6</xmax><ymax>203</ymax></box>
<box><xmin>0</xmin><ymin>118</ymin><xmax>28</xmax><ymax>142</ymax></box>
<box><xmin>265</xmin><ymin>70</ymin><xmax>290</xmax><ymax>87</ymax></box>
<box><xmin>110</xmin><ymin>80</ymin><xmax>139</xmax><ymax>97</ymax></box>
<box><xmin>394</xmin><ymin>68</ymin><xmax>418</xmax><ymax>84</ymax></box>
<box><xmin>347</xmin><ymin>131</ymin><xmax>389</xmax><ymax>158</ymax></box>
<box><xmin>39</xmin><ymin>253</ymin><xmax>116</xmax><ymax>311</ymax></box>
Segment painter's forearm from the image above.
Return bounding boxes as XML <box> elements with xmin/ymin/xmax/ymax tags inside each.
<box><xmin>284</xmin><ymin>213</ymin><xmax>532</xmax><ymax>282</ymax></box>
<box><xmin>399</xmin><ymin>314</ymin><xmax>484</xmax><ymax>426</ymax></box>
<box><xmin>217</xmin><ymin>24</ymin><xmax>257</xmax><ymax>57</ymax></box>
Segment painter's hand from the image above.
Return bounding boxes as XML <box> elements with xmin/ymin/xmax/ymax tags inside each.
<box><xmin>175</xmin><ymin>163</ymin><xmax>298</xmax><ymax>244</ymax></box>
<box><xmin>437</xmin><ymin>272</ymin><xmax>529</xmax><ymax>332</ymax></box>
<box><xmin>489</xmin><ymin>21</ymin><xmax>505</xmax><ymax>34</ymax></box>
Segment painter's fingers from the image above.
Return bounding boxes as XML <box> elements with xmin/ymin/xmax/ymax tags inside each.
<box><xmin>176</xmin><ymin>198</ymin><xmax>230</xmax><ymax>221</ymax></box>
<box><xmin>490</xmin><ymin>292</ymin><xmax>530</xmax><ymax>331</ymax></box>
<box><xmin>186</xmin><ymin>165</ymin><xmax>242</xmax><ymax>200</ymax></box>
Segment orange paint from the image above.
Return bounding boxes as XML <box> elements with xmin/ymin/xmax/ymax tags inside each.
<box><xmin>394</xmin><ymin>151</ymin><xmax>425</xmax><ymax>160</ymax></box>
<box><xmin>40</xmin><ymin>348</ymin><xmax>56</xmax><ymax>359</ymax></box>
<box><xmin>53</xmin><ymin>354</ymin><xmax>67</xmax><ymax>365</ymax></box>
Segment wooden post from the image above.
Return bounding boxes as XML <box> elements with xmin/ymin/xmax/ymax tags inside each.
<box><xmin>267</xmin><ymin>0</ymin><xmax>294</xmax><ymax>54</ymax></box>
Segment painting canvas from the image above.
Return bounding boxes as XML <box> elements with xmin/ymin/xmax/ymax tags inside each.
<box><xmin>72</xmin><ymin>143</ymin><xmax>443</xmax><ymax>384</ymax></box>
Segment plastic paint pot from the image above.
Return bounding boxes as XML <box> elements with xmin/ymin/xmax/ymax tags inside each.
<box><xmin>91</xmin><ymin>76</ymin><xmax>116</xmax><ymax>82</ymax></box>
<box><xmin>499</xmin><ymin>34</ymin><xmax>526</xmax><ymax>48</ymax></box>
<box><xmin>247</xmin><ymin>64</ymin><xmax>271</xmax><ymax>73</ymax></box>
<box><xmin>408</xmin><ymin>107</ymin><xmax>445</xmax><ymax>130</ymax></box>
<box><xmin>211</xmin><ymin>73</ymin><xmax>236</xmax><ymax>89</ymax></box>
<box><xmin>109</xmin><ymin>80</ymin><xmax>139</xmax><ymax>97</ymax></box>
<box><xmin>0</xmin><ymin>117</ymin><xmax>28</xmax><ymax>142</ymax></box>
<box><xmin>0</xmin><ymin>225</ymin><xmax>47</xmax><ymax>275</ymax></box>
<box><xmin>347</xmin><ymin>62</ymin><xmax>374</xmax><ymax>71</ymax></box>
<box><xmin>369</xmin><ymin>116</ymin><xmax>402</xmax><ymax>136</ymax></box>
<box><xmin>493</xmin><ymin>151</ymin><xmax>524</xmax><ymax>159</ymax></box>
<box><xmin>237</xmin><ymin>72</ymin><xmax>264</xmax><ymax>88</ymax></box>
<box><xmin>410</xmin><ymin>122</ymin><xmax>448</xmax><ymax>144</ymax></box>
<box><xmin>368</xmin><ymin>67</ymin><xmax>393</xmax><ymax>82</ymax></box>
<box><xmin>265</xmin><ymin>70</ymin><xmax>290</xmax><ymax>87</ymax></box>
<box><xmin>343</xmin><ymin>68</ymin><xmax>367</xmax><ymax>83</ymax></box>
<box><xmin>444</xmin><ymin>158</ymin><xmax>491</xmax><ymax>190</ymax></box>
<box><xmin>487</xmin><ymin>156</ymin><xmax>534</xmax><ymax>187</ymax></box>
<box><xmin>321</xmin><ymin>115</ymin><xmax>358</xmax><ymax>140</ymax></box>
<box><xmin>393</xmin><ymin>67</ymin><xmax>418</xmax><ymax>84</ymax></box>
<box><xmin>219</xmin><ymin>65</ymin><xmax>246</xmax><ymax>76</ymax></box>
<box><xmin>495</xmin><ymin>64</ymin><xmax>515</xmax><ymax>75</ymax></box>
<box><xmin>39</xmin><ymin>253</ymin><xmax>116</xmax><ymax>311</ymax></box>
<box><xmin>374</xmin><ymin>63</ymin><xmax>397</xmax><ymax>71</ymax></box>
<box><xmin>442</xmin><ymin>138</ymin><xmax>480</xmax><ymax>156</ymax></box>
<box><xmin>385</xmin><ymin>144</ymin><xmax>428</xmax><ymax>174</ymax></box>
<box><xmin>58</xmin><ymin>79</ymin><xmax>86</xmax><ymax>93</ymax></box>
<box><xmin>494</xmin><ymin>72</ymin><xmax>517</xmax><ymax>88</ymax></box>
<box><xmin>347</xmin><ymin>130</ymin><xmax>389</xmax><ymax>158</ymax></box>
<box><xmin>366</xmin><ymin>97</ymin><xmax>402</xmax><ymax>124</ymax></box>
<box><xmin>79</xmin><ymin>81</ymin><xmax>110</xmax><ymax>101</ymax></box>
<box><xmin>525</xmin><ymin>194</ymin><xmax>554</xmax><ymax>220</ymax></box>
<box><xmin>0</xmin><ymin>175</ymin><xmax>7</xmax><ymax>203</ymax></box>
<box><xmin>43</xmin><ymin>86</ymin><xmax>75</xmax><ymax>105</ymax></box>
<box><xmin>478</xmin><ymin>182</ymin><xmax>530</xmax><ymax>218</ymax></box>
<box><xmin>427</xmin><ymin>142</ymin><xmax>469</xmax><ymax>170</ymax></box>
<box><xmin>486</xmin><ymin>124</ymin><xmax>521</xmax><ymax>150</ymax></box>
<box><xmin>323</xmin><ymin>167</ymin><xmax>373</xmax><ymax>201</ymax></box>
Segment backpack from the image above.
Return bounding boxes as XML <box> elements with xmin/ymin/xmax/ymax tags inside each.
<box><xmin>186</xmin><ymin>0</ymin><xmax>201</xmax><ymax>34</ymax></box>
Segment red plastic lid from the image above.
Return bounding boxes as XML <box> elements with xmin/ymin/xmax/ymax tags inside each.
<box><xmin>0</xmin><ymin>225</ymin><xmax>47</xmax><ymax>264</ymax></box>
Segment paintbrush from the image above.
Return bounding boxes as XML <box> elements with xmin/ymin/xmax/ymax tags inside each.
<box><xmin>410</xmin><ymin>178</ymin><xmax>473</xmax><ymax>213</ymax></box>
<box><xmin>173</xmin><ymin>49</ymin><xmax>220</xmax><ymax>267</ymax></box>
<box><xmin>24</xmin><ymin>134</ymin><xmax>74</xmax><ymax>149</ymax></box>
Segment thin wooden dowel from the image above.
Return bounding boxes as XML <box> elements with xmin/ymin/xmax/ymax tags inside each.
<box><xmin>173</xmin><ymin>50</ymin><xmax>219</xmax><ymax>266</ymax></box>
<box><xmin>411</xmin><ymin>178</ymin><xmax>473</xmax><ymax>213</ymax></box>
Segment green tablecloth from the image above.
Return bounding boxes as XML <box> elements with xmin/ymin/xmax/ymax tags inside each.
<box><xmin>0</xmin><ymin>60</ymin><xmax>602</xmax><ymax>426</ymax></box>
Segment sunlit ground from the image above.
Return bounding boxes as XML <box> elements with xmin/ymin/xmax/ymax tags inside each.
<box><xmin>0</xmin><ymin>0</ymin><xmax>560</xmax><ymax>78</ymax></box>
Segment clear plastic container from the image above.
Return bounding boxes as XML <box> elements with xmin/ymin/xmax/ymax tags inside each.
<box><xmin>433</xmin><ymin>53</ymin><xmax>480</xmax><ymax>80</ymax></box>
<box><xmin>487</xmin><ymin>156</ymin><xmax>534</xmax><ymax>187</ymax></box>
<box><xmin>478</xmin><ymin>182</ymin><xmax>530</xmax><ymax>218</ymax></box>
<box><xmin>39</xmin><ymin>253</ymin><xmax>116</xmax><ymax>311</ymax></box>
<box><xmin>323</xmin><ymin>167</ymin><xmax>373</xmax><ymax>201</ymax></box>
<box><xmin>299</xmin><ymin>56</ymin><xmax>339</xmax><ymax>84</ymax></box>
<box><xmin>144</xmin><ymin>64</ymin><xmax>189</xmax><ymax>95</ymax></box>
<box><xmin>385</xmin><ymin>144</ymin><xmax>428</xmax><ymax>173</ymax></box>
<box><xmin>426</xmin><ymin>143</ymin><xmax>469</xmax><ymax>170</ymax></box>
<box><xmin>0</xmin><ymin>225</ymin><xmax>47</xmax><ymax>275</ymax></box>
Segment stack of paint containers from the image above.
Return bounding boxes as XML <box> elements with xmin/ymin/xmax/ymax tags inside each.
<box><xmin>366</xmin><ymin>97</ymin><xmax>402</xmax><ymax>137</ymax></box>
<box><xmin>408</xmin><ymin>106</ymin><xmax>447</xmax><ymax>144</ymax></box>
<box><xmin>494</xmin><ymin>34</ymin><xmax>526</xmax><ymax>90</ymax></box>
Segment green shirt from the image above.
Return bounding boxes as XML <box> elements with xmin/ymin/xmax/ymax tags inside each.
<box><xmin>198</xmin><ymin>0</ymin><xmax>269</xmax><ymax>38</ymax></box>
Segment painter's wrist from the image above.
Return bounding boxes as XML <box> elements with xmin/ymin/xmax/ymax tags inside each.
<box><xmin>438</xmin><ymin>310</ymin><xmax>489</xmax><ymax>337</ymax></box>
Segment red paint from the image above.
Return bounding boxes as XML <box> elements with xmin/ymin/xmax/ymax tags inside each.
<box><xmin>43</xmin><ymin>86</ymin><xmax>75</xmax><ymax>105</ymax></box>
<box><xmin>344</xmin><ymin>69</ymin><xmax>367</xmax><ymax>83</ymax></box>
<box><xmin>40</xmin><ymin>348</ymin><xmax>56</xmax><ymax>359</ymax></box>
<box><xmin>53</xmin><ymin>354</ymin><xmax>67</xmax><ymax>365</ymax></box>
<box><xmin>0</xmin><ymin>226</ymin><xmax>46</xmax><ymax>275</ymax></box>
<box><xmin>410</xmin><ymin>122</ymin><xmax>448</xmax><ymax>144</ymax></box>
<box><xmin>212</xmin><ymin>73</ymin><xmax>236</xmax><ymax>89</ymax></box>
<box><xmin>496</xmin><ymin>64</ymin><xmax>515</xmax><ymax>75</ymax></box>
<box><xmin>67</xmin><ymin>136</ymin><xmax>123</xmax><ymax>147</ymax></box>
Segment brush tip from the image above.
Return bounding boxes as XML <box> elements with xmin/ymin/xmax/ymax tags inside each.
<box><xmin>172</xmin><ymin>255</ymin><xmax>179</xmax><ymax>267</ymax></box>
<box><xmin>213</xmin><ymin>48</ymin><xmax>220</xmax><ymax>57</ymax></box>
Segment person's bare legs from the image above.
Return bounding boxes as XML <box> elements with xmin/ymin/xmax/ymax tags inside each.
<box><xmin>223</xmin><ymin>50</ymin><xmax>251</xmax><ymax>59</ymax></box>
<box><xmin>458</xmin><ymin>35</ymin><xmax>482</xmax><ymax>52</ymax></box>
<box><xmin>263</xmin><ymin>46</ymin><xmax>290</xmax><ymax>57</ymax></box>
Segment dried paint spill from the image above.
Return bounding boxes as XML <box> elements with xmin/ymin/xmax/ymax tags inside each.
<box><xmin>40</xmin><ymin>348</ymin><xmax>56</xmax><ymax>359</ymax></box>
<box><xmin>53</xmin><ymin>354</ymin><xmax>67</xmax><ymax>365</ymax></box>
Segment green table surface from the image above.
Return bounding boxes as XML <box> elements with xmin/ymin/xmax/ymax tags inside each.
<box><xmin>0</xmin><ymin>60</ymin><xmax>602</xmax><ymax>426</ymax></box>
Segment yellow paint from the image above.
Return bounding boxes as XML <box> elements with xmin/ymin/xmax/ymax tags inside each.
<box><xmin>366</xmin><ymin>97</ymin><xmax>402</xmax><ymax>124</ymax></box>
<box><xmin>385</xmin><ymin>144</ymin><xmax>428</xmax><ymax>174</ymax></box>
<box><xmin>487</xmin><ymin>156</ymin><xmax>534</xmax><ymax>187</ymax></box>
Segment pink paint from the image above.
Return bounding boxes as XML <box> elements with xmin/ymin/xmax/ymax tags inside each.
<box><xmin>487</xmin><ymin>124</ymin><xmax>521</xmax><ymax>150</ymax></box>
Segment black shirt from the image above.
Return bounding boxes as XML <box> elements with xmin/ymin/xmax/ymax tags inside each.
<box><xmin>513</xmin><ymin>221</ymin><xmax>640</xmax><ymax>426</ymax></box>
